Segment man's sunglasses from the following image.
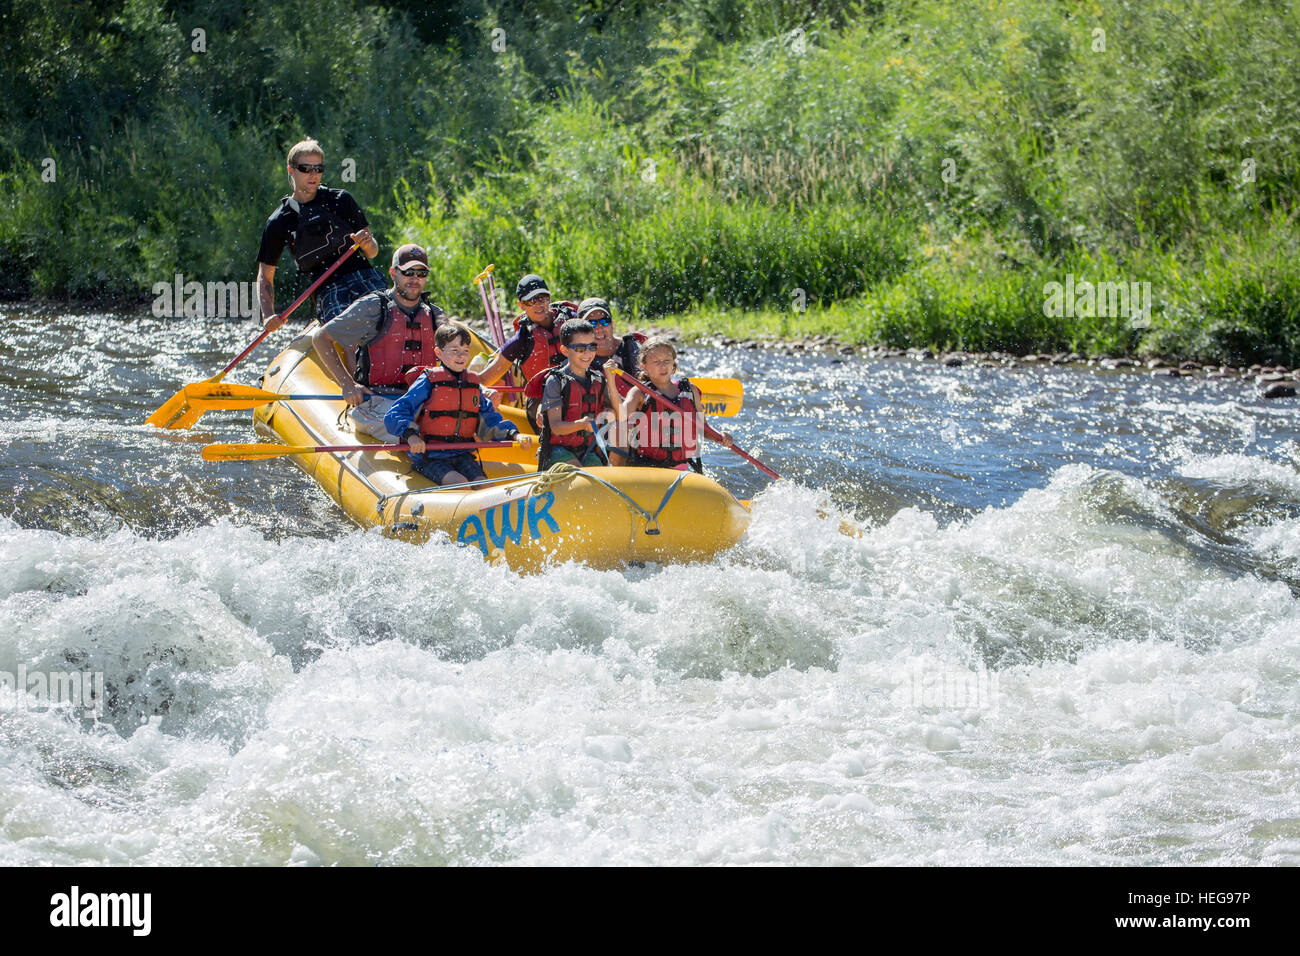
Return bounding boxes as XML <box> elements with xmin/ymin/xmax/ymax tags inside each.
<box><xmin>292</xmin><ymin>163</ymin><xmax>325</xmax><ymax>174</ymax></box>
<box><xmin>589</xmin><ymin>316</ymin><xmax>612</xmax><ymax>326</ymax></box>
<box><xmin>397</xmin><ymin>267</ymin><xmax>429</xmax><ymax>278</ymax></box>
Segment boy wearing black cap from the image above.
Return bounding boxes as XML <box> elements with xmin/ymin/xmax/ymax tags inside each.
<box><xmin>477</xmin><ymin>273</ymin><xmax>580</xmax><ymax>427</ymax></box>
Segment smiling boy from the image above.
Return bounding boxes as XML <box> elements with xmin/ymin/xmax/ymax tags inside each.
<box><xmin>532</xmin><ymin>318</ymin><xmax>623</xmax><ymax>470</ymax></box>
<box><xmin>384</xmin><ymin>323</ymin><xmax>531</xmax><ymax>486</ymax></box>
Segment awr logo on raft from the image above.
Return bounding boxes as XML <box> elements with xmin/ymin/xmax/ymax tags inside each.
<box><xmin>458</xmin><ymin>491</ymin><xmax>560</xmax><ymax>556</ymax></box>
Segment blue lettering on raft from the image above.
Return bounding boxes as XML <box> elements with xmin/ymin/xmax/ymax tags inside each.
<box><xmin>458</xmin><ymin>514</ymin><xmax>487</xmax><ymax>554</ymax></box>
<box><xmin>487</xmin><ymin>498</ymin><xmax>525</xmax><ymax>548</ymax></box>
<box><xmin>527</xmin><ymin>491</ymin><xmax>559</xmax><ymax>538</ymax></box>
<box><xmin>457</xmin><ymin>491</ymin><xmax>560</xmax><ymax>556</ymax></box>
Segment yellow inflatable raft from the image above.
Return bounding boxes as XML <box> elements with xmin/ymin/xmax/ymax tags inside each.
<box><xmin>250</xmin><ymin>328</ymin><xmax>751</xmax><ymax>571</ymax></box>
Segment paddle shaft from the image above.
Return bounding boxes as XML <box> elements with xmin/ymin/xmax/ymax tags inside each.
<box><xmin>296</xmin><ymin>441</ymin><xmax>510</xmax><ymax>454</ymax></box>
<box><xmin>475</xmin><ymin>266</ymin><xmax>503</xmax><ymax>348</ymax></box>
<box><xmin>202</xmin><ymin>439</ymin><xmax>518</xmax><ymax>462</ymax></box>
<box><xmin>485</xmin><ymin>270</ymin><xmax>506</xmax><ymax>348</ymax></box>
<box><xmin>611</xmin><ymin>368</ymin><xmax>781</xmax><ymax>480</ymax></box>
<box><xmin>474</xmin><ymin>264</ymin><xmax>515</xmax><ymax>387</ymax></box>
<box><xmin>215</xmin><ymin>241</ymin><xmax>361</xmax><ymax>380</ymax></box>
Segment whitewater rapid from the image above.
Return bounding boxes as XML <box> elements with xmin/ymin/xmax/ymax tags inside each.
<box><xmin>1</xmin><ymin>309</ymin><xmax>1298</xmax><ymax>864</ymax></box>
<box><xmin>2</xmin><ymin>467</ymin><xmax>1297</xmax><ymax>865</ymax></box>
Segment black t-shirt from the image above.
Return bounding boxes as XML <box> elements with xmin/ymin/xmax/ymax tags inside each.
<box><xmin>257</xmin><ymin>186</ymin><xmax>370</xmax><ymax>282</ymax></box>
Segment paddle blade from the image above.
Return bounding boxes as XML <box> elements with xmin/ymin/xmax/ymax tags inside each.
<box><xmin>692</xmin><ymin>377</ymin><xmax>743</xmax><ymax>400</ymax></box>
<box><xmin>695</xmin><ymin>393</ymin><xmax>741</xmax><ymax>417</ymax></box>
<box><xmin>201</xmin><ymin>443</ymin><xmax>314</xmax><ymax>462</ymax></box>
<box><xmin>182</xmin><ymin>382</ymin><xmax>296</xmax><ymax>410</ymax></box>
<box><xmin>145</xmin><ymin>389</ymin><xmax>190</xmax><ymax>428</ymax></box>
<box><xmin>168</xmin><ymin>405</ymin><xmax>205</xmax><ymax>430</ymax></box>
<box><xmin>690</xmin><ymin>378</ymin><xmax>743</xmax><ymax>417</ymax></box>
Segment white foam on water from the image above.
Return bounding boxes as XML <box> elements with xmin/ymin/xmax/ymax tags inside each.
<box><xmin>1177</xmin><ymin>452</ymin><xmax>1300</xmax><ymax>496</ymax></box>
<box><xmin>0</xmin><ymin>464</ymin><xmax>1297</xmax><ymax>865</ymax></box>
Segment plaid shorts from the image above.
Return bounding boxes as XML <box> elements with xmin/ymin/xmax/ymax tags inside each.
<box><xmin>414</xmin><ymin>452</ymin><xmax>487</xmax><ymax>485</ymax></box>
<box><xmin>317</xmin><ymin>265</ymin><xmax>386</xmax><ymax>323</ymax></box>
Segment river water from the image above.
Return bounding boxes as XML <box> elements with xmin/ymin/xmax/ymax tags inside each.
<box><xmin>2</xmin><ymin>307</ymin><xmax>1297</xmax><ymax>865</ymax></box>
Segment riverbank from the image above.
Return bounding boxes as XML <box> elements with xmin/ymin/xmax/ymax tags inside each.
<box><xmin>5</xmin><ymin>0</ymin><xmax>1298</xmax><ymax>371</ymax></box>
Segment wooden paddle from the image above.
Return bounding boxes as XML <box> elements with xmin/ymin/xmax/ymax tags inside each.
<box><xmin>609</xmin><ymin>367</ymin><xmax>781</xmax><ymax>480</ymax></box>
<box><xmin>201</xmin><ymin>439</ymin><xmax>523</xmax><ymax>462</ymax></box>
<box><xmin>147</xmin><ymin>240</ymin><xmax>363</xmax><ymax>429</ymax></box>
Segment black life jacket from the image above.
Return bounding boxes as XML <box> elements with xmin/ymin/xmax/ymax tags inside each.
<box><xmin>598</xmin><ymin>332</ymin><xmax>646</xmax><ymax>377</ymax></box>
<box><xmin>281</xmin><ymin>188</ymin><xmax>356</xmax><ymax>276</ymax></box>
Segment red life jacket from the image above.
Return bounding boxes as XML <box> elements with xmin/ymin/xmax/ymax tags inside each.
<box><xmin>512</xmin><ymin>301</ymin><xmax>579</xmax><ymax>382</ymax></box>
<box><xmin>357</xmin><ymin>293</ymin><xmax>441</xmax><ymax>387</ymax></box>
<box><xmin>414</xmin><ymin>366</ymin><xmax>482</xmax><ymax>442</ymax></box>
<box><xmin>537</xmin><ymin>365</ymin><xmax>607</xmax><ymax>450</ymax></box>
<box><xmin>631</xmin><ymin>376</ymin><xmax>699</xmax><ymax>466</ymax></box>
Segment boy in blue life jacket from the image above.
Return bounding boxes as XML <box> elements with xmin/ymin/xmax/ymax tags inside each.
<box><xmin>385</xmin><ymin>324</ymin><xmax>532</xmax><ymax>486</ymax></box>
<box><xmin>525</xmin><ymin>318</ymin><xmax>623</xmax><ymax>470</ymax></box>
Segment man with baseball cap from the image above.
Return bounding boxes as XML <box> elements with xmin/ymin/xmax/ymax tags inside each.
<box><xmin>257</xmin><ymin>138</ymin><xmax>385</xmax><ymax>331</ymax></box>
<box><xmin>309</xmin><ymin>243</ymin><xmax>447</xmax><ymax>441</ymax></box>
<box><xmin>477</xmin><ymin>273</ymin><xmax>581</xmax><ymax>428</ymax></box>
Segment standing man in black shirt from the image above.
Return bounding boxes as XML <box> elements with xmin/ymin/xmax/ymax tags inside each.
<box><xmin>256</xmin><ymin>139</ymin><xmax>384</xmax><ymax>331</ymax></box>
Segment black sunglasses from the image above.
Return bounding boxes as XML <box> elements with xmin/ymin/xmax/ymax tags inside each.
<box><xmin>397</xmin><ymin>267</ymin><xmax>429</xmax><ymax>278</ymax></box>
<box><xmin>292</xmin><ymin>163</ymin><xmax>325</xmax><ymax>174</ymax></box>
